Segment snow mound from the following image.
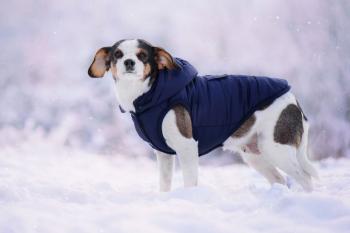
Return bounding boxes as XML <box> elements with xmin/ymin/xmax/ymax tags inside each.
<box><xmin>1</xmin><ymin>142</ymin><xmax>350</xmax><ymax>233</ymax></box>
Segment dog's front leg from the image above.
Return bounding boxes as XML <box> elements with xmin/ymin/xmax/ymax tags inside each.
<box><xmin>155</xmin><ymin>150</ymin><xmax>174</xmax><ymax>192</ymax></box>
<box><xmin>162</xmin><ymin>108</ymin><xmax>199</xmax><ymax>188</ymax></box>
<box><xmin>176</xmin><ymin>141</ymin><xmax>199</xmax><ymax>187</ymax></box>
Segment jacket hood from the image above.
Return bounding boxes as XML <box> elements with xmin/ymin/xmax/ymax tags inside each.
<box><xmin>132</xmin><ymin>58</ymin><xmax>198</xmax><ymax>113</ymax></box>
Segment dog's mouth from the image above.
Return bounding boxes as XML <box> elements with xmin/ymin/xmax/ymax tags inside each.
<box><xmin>123</xmin><ymin>70</ymin><xmax>136</xmax><ymax>74</ymax></box>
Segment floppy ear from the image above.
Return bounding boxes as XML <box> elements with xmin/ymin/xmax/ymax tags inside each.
<box><xmin>154</xmin><ymin>47</ymin><xmax>179</xmax><ymax>70</ymax></box>
<box><xmin>88</xmin><ymin>47</ymin><xmax>111</xmax><ymax>78</ymax></box>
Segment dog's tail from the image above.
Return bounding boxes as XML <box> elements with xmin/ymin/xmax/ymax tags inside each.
<box><xmin>297</xmin><ymin>120</ymin><xmax>319</xmax><ymax>180</ymax></box>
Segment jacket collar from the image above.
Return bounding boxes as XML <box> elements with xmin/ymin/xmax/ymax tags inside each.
<box><xmin>121</xmin><ymin>58</ymin><xmax>198</xmax><ymax>114</ymax></box>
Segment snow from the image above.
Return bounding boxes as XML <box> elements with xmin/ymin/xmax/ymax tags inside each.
<box><xmin>1</xmin><ymin>140</ymin><xmax>350</xmax><ymax>233</ymax></box>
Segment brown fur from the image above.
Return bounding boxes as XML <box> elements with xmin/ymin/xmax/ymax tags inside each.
<box><xmin>137</xmin><ymin>48</ymin><xmax>148</xmax><ymax>55</ymax></box>
<box><xmin>155</xmin><ymin>47</ymin><xmax>178</xmax><ymax>70</ymax></box>
<box><xmin>88</xmin><ymin>47</ymin><xmax>110</xmax><ymax>78</ymax></box>
<box><xmin>143</xmin><ymin>63</ymin><xmax>151</xmax><ymax>80</ymax></box>
<box><xmin>274</xmin><ymin>104</ymin><xmax>303</xmax><ymax>147</ymax></box>
<box><xmin>173</xmin><ymin>105</ymin><xmax>192</xmax><ymax>138</ymax></box>
<box><xmin>232</xmin><ymin>115</ymin><xmax>256</xmax><ymax>138</ymax></box>
<box><xmin>110</xmin><ymin>63</ymin><xmax>117</xmax><ymax>80</ymax></box>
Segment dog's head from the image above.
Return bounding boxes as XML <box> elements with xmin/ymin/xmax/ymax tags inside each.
<box><xmin>88</xmin><ymin>39</ymin><xmax>179</xmax><ymax>82</ymax></box>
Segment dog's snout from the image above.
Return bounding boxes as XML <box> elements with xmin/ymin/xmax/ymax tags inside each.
<box><xmin>124</xmin><ymin>59</ymin><xmax>135</xmax><ymax>70</ymax></box>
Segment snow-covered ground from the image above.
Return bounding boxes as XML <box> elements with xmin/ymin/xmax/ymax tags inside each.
<box><xmin>1</xmin><ymin>140</ymin><xmax>349</xmax><ymax>233</ymax></box>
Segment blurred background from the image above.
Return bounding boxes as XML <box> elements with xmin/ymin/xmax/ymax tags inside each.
<box><xmin>0</xmin><ymin>0</ymin><xmax>349</xmax><ymax>161</ymax></box>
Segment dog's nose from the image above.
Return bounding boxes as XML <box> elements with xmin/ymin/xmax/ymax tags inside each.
<box><xmin>124</xmin><ymin>59</ymin><xmax>135</xmax><ymax>70</ymax></box>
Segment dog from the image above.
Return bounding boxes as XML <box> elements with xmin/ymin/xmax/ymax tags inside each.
<box><xmin>88</xmin><ymin>39</ymin><xmax>318</xmax><ymax>192</ymax></box>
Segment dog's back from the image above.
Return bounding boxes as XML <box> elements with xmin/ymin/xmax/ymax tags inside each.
<box><xmin>181</xmin><ymin>74</ymin><xmax>290</xmax><ymax>155</ymax></box>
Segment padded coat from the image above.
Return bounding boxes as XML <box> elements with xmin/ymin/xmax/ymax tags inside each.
<box><xmin>122</xmin><ymin>58</ymin><xmax>291</xmax><ymax>156</ymax></box>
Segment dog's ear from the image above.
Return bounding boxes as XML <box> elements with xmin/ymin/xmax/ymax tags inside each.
<box><xmin>154</xmin><ymin>47</ymin><xmax>179</xmax><ymax>70</ymax></box>
<box><xmin>88</xmin><ymin>47</ymin><xmax>111</xmax><ymax>78</ymax></box>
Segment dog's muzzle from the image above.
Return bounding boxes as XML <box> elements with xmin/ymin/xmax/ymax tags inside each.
<box><xmin>124</xmin><ymin>59</ymin><xmax>135</xmax><ymax>72</ymax></box>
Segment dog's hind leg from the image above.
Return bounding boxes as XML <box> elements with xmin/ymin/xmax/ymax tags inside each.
<box><xmin>263</xmin><ymin>143</ymin><xmax>313</xmax><ymax>191</ymax></box>
<box><xmin>243</xmin><ymin>153</ymin><xmax>286</xmax><ymax>186</ymax></box>
<box><xmin>264</xmin><ymin>103</ymin><xmax>315</xmax><ymax>191</ymax></box>
<box><xmin>296</xmin><ymin>122</ymin><xmax>318</xmax><ymax>179</ymax></box>
<box><xmin>241</xmin><ymin>134</ymin><xmax>286</xmax><ymax>185</ymax></box>
<box><xmin>155</xmin><ymin>150</ymin><xmax>175</xmax><ymax>192</ymax></box>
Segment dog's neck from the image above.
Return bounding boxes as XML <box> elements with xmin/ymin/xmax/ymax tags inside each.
<box><xmin>114</xmin><ymin>78</ymin><xmax>151</xmax><ymax>112</ymax></box>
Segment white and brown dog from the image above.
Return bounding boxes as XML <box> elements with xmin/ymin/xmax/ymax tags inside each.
<box><xmin>88</xmin><ymin>39</ymin><xmax>318</xmax><ymax>192</ymax></box>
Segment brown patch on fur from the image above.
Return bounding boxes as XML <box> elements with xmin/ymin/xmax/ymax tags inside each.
<box><xmin>110</xmin><ymin>63</ymin><xmax>117</xmax><ymax>80</ymax></box>
<box><xmin>274</xmin><ymin>104</ymin><xmax>304</xmax><ymax>147</ymax></box>
<box><xmin>232</xmin><ymin>115</ymin><xmax>256</xmax><ymax>138</ymax></box>
<box><xmin>137</xmin><ymin>48</ymin><xmax>148</xmax><ymax>54</ymax></box>
<box><xmin>155</xmin><ymin>47</ymin><xmax>179</xmax><ymax>70</ymax></box>
<box><xmin>88</xmin><ymin>47</ymin><xmax>111</xmax><ymax>78</ymax></box>
<box><xmin>173</xmin><ymin>105</ymin><xmax>192</xmax><ymax>138</ymax></box>
<box><xmin>143</xmin><ymin>63</ymin><xmax>151</xmax><ymax>79</ymax></box>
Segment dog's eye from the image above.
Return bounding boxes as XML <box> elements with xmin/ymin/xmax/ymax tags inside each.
<box><xmin>114</xmin><ymin>50</ymin><xmax>123</xmax><ymax>59</ymax></box>
<box><xmin>137</xmin><ymin>51</ymin><xmax>147</xmax><ymax>62</ymax></box>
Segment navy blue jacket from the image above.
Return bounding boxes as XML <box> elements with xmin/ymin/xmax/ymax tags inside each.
<box><xmin>122</xmin><ymin>58</ymin><xmax>290</xmax><ymax>156</ymax></box>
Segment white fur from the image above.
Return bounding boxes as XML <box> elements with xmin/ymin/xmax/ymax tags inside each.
<box><xmin>116</xmin><ymin>39</ymin><xmax>145</xmax><ymax>81</ymax></box>
<box><xmin>296</xmin><ymin>121</ymin><xmax>319</xmax><ymax>179</ymax></box>
<box><xmin>113</xmin><ymin>40</ymin><xmax>151</xmax><ymax>112</ymax></box>
<box><xmin>155</xmin><ymin>150</ymin><xmax>175</xmax><ymax>192</ymax></box>
<box><xmin>162</xmin><ymin>110</ymin><xmax>199</xmax><ymax>187</ymax></box>
<box><xmin>115</xmin><ymin>78</ymin><xmax>150</xmax><ymax>112</ymax></box>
